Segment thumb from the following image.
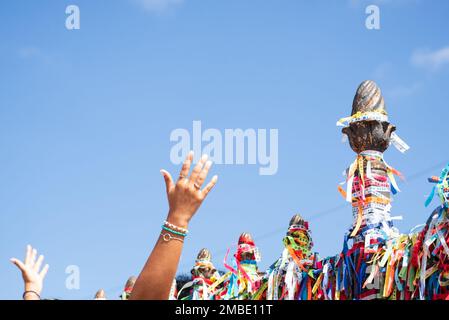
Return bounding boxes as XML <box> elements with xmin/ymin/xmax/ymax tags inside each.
<box><xmin>160</xmin><ymin>169</ymin><xmax>174</xmax><ymax>194</ymax></box>
<box><xmin>10</xmin><ymin>258</ymin><xmax>26</xmax><ymax>273</ymax></box>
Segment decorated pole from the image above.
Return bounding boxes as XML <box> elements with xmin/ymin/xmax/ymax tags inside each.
<box><xmin>191</xmin><ymin>248</ymin><xmax>219</xmax><ymax>280</ymax></box>
<box><xmin>222</xmin><ymin>232</ymin><xmax>262</xmax><ymax>300</ymax></box>
<box><xmin>120</xmin><ymin>276</ymin><xmax>136</xmax><ymax>300</ymax></box>
<box><xmin>263</xmin><ymin>214</ymin><xmax>315</xmax><ymax>300</ymax></box>
<box><xmin>336</xmin><ymin>80</ymin><xmax>409</xmax><ymax>299</ymax></box>
<box><xmin>338</xmin><ymin>81</ymin><xmax>410</xmax><ymax>244</ymax></box>
<box><xmin>178</xmin><ymin>248</ymin><xmax>220</xmax><ymax>300</ymax></box>
<box><xmin>331</xmin><ymin>81</ymin><xmax>449</xmax><ymax>300</ymax></box>
<box><xmin>339</xmin><ymin>80</ymin><xmax>405</xmax><ymax>242</ymax></box>
<box><xmin>413</xmin><ymin>164</ymin><xmax>449</xmax><ymax>300</ymax></box>
<box><xmin>94</xmin><ymin>289</ymin><xmax>107</xmax><ymax>300</ymax></box>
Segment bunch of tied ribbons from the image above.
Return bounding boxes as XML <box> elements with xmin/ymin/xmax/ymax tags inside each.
<box><xmin>426</xmin><ymin>164</ymin><xmax>449</xmax><ymax>208</ymax></box>
<box><xmin>409</xmin><ymin>208</ymin><xmax>449</xmax><ymax>300</ymax></box>
<box><xmin>310</xmin><ymin>233</ymin><xmax>412</xmax><ymax>300</ymax></box>
<box><xmin>262</xmin><ymin>221</ymin><xmax>318</xmax><ymax>300</ymax></box>
<box><xmin>216</xmin><ymin>236</ymin><xmax>262</xmax><ymax>300</ymax></box>
<box><xmin>413</xmin><ymin>164</ymin><xmax>449</xmax><ymax>300</ymax></box>
<box><xmin>178</xmin><ymin>258</ymin><xmax>220</xmax><ymax>300</ymax></box>
<box><xmin>308</xmin><ymin>164</ymin><xmax>449</xmax><ymax>300</ymax></box>
<box><xmin>174</xmin><ymin>160</ymin><xmax>449</xmax><ymax>300</ymax></box>
<box><xmin>323</xmin><ymin>146</ymin><xmax>408</xmax><ymax>299</ymax></box>
<box><xmin>338</xmin><ymin>150</ymin><xmax>403</xmax><ymax>240</ymax></box>
<box><xmin>300</xmin><ymin>219</ymin><xmax>449</xmax><ymax>300</ymax></box>
<box><xmin>177</xmin><ymin>205</ymin><xmax>449</xmax><ymax>300</ymax></box>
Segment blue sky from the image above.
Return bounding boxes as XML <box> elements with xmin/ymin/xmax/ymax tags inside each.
<box><xmin>1</xmin><ymin>0</ymin><xmax>448</xmax><ymax>299</ymax></box>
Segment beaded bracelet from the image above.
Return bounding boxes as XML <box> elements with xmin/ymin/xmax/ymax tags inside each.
<box><xmin>163</xmin><ymin>221</ymin><xmax>189</xmax><ymax>234</ymax></box>
<box><xmin>162</xmin><ymin>225</ymin><xmax>188</xmax><ymax>237</ymax></box>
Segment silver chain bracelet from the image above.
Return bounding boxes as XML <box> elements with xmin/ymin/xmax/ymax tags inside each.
<box><xmin>161</xmin><ymin>232</ymin><xmax>184</xmax><ymax>243</ymax></box>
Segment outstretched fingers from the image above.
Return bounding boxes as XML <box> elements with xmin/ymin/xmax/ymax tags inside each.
<box><xmin>195</xmin><ymin>160</ymin><xmax>212</xmax><ymax>189</ymax></box>
<box><xmin>25</xmin><ymin>245</ymin><xmax>32</xmax><ymax>265</ymax></box>
<box><xmin>160</xmin><ymin>170</ymin><xmax>174</xmax><ymax>194</ymax></box>
<box><xmin>179</xmin><ymin>151</ymin><xmax>193</xmax><ymax>183</ymax></box>
<box><xmin>30</xmin><ymin>248</ymin><xmax>37</xmax><ymax>268</ymax></box>
<box><xmin>190</xmin><ymin>154</ymin><xmax>208</xmax><ymax>185</ymax></box>
<box><xmin>39</xmin><ymin>264</ymin><xmax>50</xmax><ymax>279</ymax></box>
<box><xmin>34</xmin><ymin>255</ymin><xmax>44</xmax><ymax>272</ymax></box>
<box><xmin>10</xmin><ymin>258</ymin><xmax>26</xmax><ymax>273</ymax></box>
<box><xmin>202</xmin><ymin>175</ymin><xmax>218</xmax><ymax>197</ymax></box>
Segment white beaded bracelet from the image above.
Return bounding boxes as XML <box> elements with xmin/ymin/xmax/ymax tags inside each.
<box><xmin>163</xmin><ymin>221</ymin><xmax>189</xmax><ymax>234</ymax></box>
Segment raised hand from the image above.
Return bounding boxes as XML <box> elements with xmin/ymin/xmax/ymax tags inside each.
<box><xmin>130</xmin><ymin>151</ymin><xmax>218</xmax><ymax>300</ymax></box>
<box><xmin>160</xmin><ymin>151</ymin><xmax>218</xmax><ymax>228</ymax></box>
<box><xmin>11</xmin><ymin>245</ymin><xmax>49</xmax><ymax>300</ymax></box>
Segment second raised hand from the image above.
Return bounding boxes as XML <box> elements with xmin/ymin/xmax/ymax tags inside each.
<box><xmin>160</xmin><ymin>151</ymin><xmax>218</xmax><ymax>228</ymax></box>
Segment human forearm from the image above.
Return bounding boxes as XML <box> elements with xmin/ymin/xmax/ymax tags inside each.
<box><xmin>131</xmin><ymin>211</ymin><xmax>188</xmax><ymax>300</ymax></box>
<box><xmin>130</xmin><ymin>232</ymin><xmax>183</xmax><ymax>300</ymax></box>
<box><xmin>130</xmin><ymin>152</ymin><xmax>217</xmax><ymax>300</ymax></box>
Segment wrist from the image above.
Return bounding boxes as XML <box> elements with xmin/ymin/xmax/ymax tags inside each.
<box><xmin>25</xmin><ymin>283</ymin><xmax>41</xmax><ymax>296</ymax></box>
<box><xmin>23</xmin><ymin>290</ymin><xmax>41</xmax><ymax>300</ymax></box>
<box><xmin>166</xmin><ymin>211</ymin><xmax>190</xmax><ymax>229</ymax></box>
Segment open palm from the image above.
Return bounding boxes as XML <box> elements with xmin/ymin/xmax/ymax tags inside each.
<box><xmin>11</xmin><ymin>245</ymin><xmax>49</xmax><ymax>299</ymax></box>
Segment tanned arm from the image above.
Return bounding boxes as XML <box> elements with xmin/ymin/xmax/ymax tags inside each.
<box><xmin>130</xmin><ymin>151</ymin><xmax>218</xmax><ymax>300</ymax></box>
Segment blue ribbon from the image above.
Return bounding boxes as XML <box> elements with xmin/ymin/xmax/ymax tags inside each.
<box><xmin>425</xmin><ymin>185</ymin><xmax>436</xmax><ymax>207</ymax></box>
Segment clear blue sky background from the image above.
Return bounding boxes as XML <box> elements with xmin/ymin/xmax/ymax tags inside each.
<box><xmin>1</xmin><ymin>0</ymin><xmax>448</xmax><ymax>299</ymax></box>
